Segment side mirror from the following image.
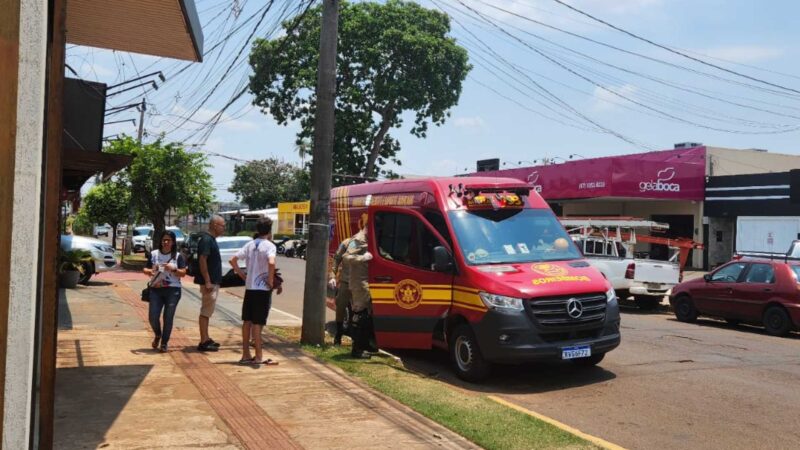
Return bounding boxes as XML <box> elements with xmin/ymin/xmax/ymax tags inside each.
<box><xmin>703</xmin><ymin>274</ymin><xmax>712</xmax><ymax>282</ymax></box>
<box><xmin>432</xmin><ymin>246</ymin><xmax>454</xmax><ymax>273</ymax></box>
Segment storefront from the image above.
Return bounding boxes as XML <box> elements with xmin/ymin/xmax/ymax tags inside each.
<box><xmin>475</xmin><ymin>147</ymin><xmax>708</xmax><ymax>267</ymax></box>
<box><xmin>474</xmin><ymin>144</ymin><xmax>800</xmax><ymax>269</ymax></box>
<box><xmin>277</xmin><ymin>201</ymin><xmax>311</xmax><ymax>236</ymax></box>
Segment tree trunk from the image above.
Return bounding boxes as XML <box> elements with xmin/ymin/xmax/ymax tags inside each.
<box><xmin>364</xmin><ymin>107</ymin><xmax>394</xmax><ymax>181</ymax></box>
<box><xmin>301</xmin><ymin>0</ymin><xmax>338</xmax><ymax>346</ymax></box>
<box><xmin>111</xmin><ymin>223</ymin><xmax>118</xmax><ymax>250</ymax></box>
<box><xmin>152</xmin><ymin>214</ymin><xmax>166</xmax><ymax>247</ymax></box>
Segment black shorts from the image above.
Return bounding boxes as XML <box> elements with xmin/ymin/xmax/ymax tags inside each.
<box><xmin>242</xmin><ymin>289</ymin><xmax>272</xmax><ymax>325</ymax></box>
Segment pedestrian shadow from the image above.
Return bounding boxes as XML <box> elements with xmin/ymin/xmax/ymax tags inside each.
<box><xmin>391</xmin><ymin>349</ymin><xmax>617</xmax><ymax>394</ymax></box>
<box><xmin>54</xmin><ymin>364</ymin><xmax>153</xmax><ymax>449</ymax></box>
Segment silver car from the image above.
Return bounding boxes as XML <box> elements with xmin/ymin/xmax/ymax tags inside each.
<box><xmin>218</xmin><ymin>236</ymin><xmax>253</xmax><ymax>286</ymax></box>
<box><xmin>60</xmin><ymin>234</ymin><xmax>118</xmax><ymax>284</ymax></box>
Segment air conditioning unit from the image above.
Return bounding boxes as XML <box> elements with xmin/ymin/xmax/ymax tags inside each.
<box><xmin>674</xmin><ymin>142</ymin><xmax>703</xmax><ymax>149</ymax></box>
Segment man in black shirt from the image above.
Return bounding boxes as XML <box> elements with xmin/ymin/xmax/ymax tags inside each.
<box><xmin>195</xmin><ymin>215</ymin><xmax>225</xmax><ymax>351</ymax></box>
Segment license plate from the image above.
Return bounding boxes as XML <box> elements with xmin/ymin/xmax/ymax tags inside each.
<box><xmin>646</xmin><ymin>283</ymin><xmax>663</xmax><ymax>290</ymax></box>
<box><xmin>561</xmin><ymin>345</ymin><xmax>591</xmax><ymax>360</ymax></box>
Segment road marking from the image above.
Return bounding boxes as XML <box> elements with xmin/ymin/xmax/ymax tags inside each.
<box><xmin>487</xmin><ymin>395</ymin><xmax>627</xmax><ymax>450</ymax></box>
<box><xmin>222</xmin><ymin>289</ymin><xmax>302</xmax><ymax>322</ymax></box>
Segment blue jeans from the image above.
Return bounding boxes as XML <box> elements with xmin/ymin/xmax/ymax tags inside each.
<box><xmin>148</xmin><ymin>287</ymin><xmax>181</xmax><ymax>345</ymax></box>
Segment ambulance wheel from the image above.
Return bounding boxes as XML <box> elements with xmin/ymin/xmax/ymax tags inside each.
<box><xmin>449</xmin><ymin>324</ymin><xmax>490</xmax><ymax>382</ymax></box>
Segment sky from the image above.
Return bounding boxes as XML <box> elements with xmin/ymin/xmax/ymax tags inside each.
<box><xmin>67</xmin><ymin>0</ymin><xmax>800</xmax><ymax>202</ymax></box>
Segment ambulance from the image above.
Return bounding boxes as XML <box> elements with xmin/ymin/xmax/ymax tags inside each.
<box><xmin>328</xmin><ymin>177</ymin><xmax>620</xmax><ymax>381</ymax></box>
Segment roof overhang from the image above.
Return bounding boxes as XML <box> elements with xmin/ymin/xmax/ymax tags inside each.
<box><xmin>62</xmin><ymin>148</ymin><xmax>133</xmax><ymax>191</ymax></box>
<box><xmin>65</xmin><ymin>0</ymin><xmax>203</xmax><ymax>62</ymax></box>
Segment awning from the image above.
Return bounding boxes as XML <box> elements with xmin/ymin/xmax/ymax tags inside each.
<box><xmin>65</xmin><ymin>0</ymin><xmax>203</xmax><ymax>62</ymax></box>
<box><xmin>61</xmin><ymin>148</ymin><xmax>133</xmax><ymax>191</ymax></box>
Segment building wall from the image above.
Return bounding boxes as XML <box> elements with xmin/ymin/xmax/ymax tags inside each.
<box><xmin>3</xmin><ymin>0</ymin><xmax>48</xmax><ymax>447</ymax></box>
<box><xmin>561</xmin><ymin>200</ymin><xmax>704</xmax><ymax>267</ymax></box>
<box><xmin>707</xmin><ymin>147</ymin><xmax>800</xmax><ymax>176</ymax></box>
<box><xmin>707</xmin><ymin>217</ymin><xmax>735</xmax><ymax>268</ymax></box>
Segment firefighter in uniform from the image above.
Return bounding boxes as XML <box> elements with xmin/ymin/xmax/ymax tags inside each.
<box><xmin>329</xmin><ymin>235</ymin><xmax>353</xmax><ymax>346</ymax></box>
<box><xmin>343</xmin><ymin>229</ymin><xmax>374</xmax><ymax>359</ymax></box>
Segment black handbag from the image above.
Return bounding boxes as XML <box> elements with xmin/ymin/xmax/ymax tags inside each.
<box><xmin>141</xmin><ymin>287</ymin><xmax>150</xmax><ymax>302</ymax></box>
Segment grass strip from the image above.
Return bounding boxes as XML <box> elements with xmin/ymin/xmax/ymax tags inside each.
<box><xmin>270</xmin><ymin>326</ymin><xmax>598</xmax><ymax>450</ymax></box>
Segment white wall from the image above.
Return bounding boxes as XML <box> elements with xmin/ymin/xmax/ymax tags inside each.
<box><xmin>4</xmin><ymin>0</ymin><xmax>47</xmax><ymax>447</ymax></box>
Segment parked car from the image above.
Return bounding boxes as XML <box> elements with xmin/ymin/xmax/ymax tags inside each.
<box><xmin>217</xmin><ymin>236</ymin><xmax>253</xmax><ymax>287</ymax></box>
<box><xmin>670</xmin><ymin>257</ymin><xmax>800</xmax><ymax>336</ymax></box>
<box><xmin>572</xmin><ymin>235</ymin><xmax>679</xmax><ymax>309</ymax></box>
<box><xmin>144</xmin><ymin>226</ymin><xmax>186</xmax><ymax>253</ymax></box>
<box><xmin>131</xmin><ymin>226</ymin><xmax>153</xmax><ymax>252</ymax></box>
<box><xmin>93</xmin><ymin>224</ymin><xmax>111</xmax><ymax>237</ymax></box>
<box><xmin>60</xmin><ymin>234</ymin><xmax>118</xmax><ymax>284</ymax></box>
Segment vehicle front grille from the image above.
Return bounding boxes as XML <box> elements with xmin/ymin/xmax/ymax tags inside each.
<box><xmin>527</xmin><ymin>293</ymin><xmax>607</xmax><ymax>327</ymax></box>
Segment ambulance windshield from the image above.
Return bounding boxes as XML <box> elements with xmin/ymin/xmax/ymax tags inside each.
<box><xmin>448</xmin><ymin>209</ymin><xmax>581</xmax><ymax>265</ymax></box>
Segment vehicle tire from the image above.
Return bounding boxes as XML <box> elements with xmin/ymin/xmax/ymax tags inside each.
<box><xmin>449</xmin><ymin>323</ymin><xmax>491</xmax><ymax>382</ymax></box>
<box><xmin>763</xmin><ymin>306</ymin><xmax>792</xmax><ymax>337</ymax></box>
<box><xmin>634</xmin><ymin>295</ymin><xmax>661</xmax><ymax>310</ymax></box>
<box><xmin>673</xmin><ymin>294</ymin><xmax>698</xmax><ymax>323</ymax></box>
<box><xmin>78</xmin><ymin>261</ymin><xmax>94</xmax><ymax>285</ymax></box>
<box><xmin>572</xmin><ymin>352</ymin><xmax>605</xmax><ymax>367</ymax></box>
<box><xmin>285</xmin><ymin>248</ymin><xmax>295</xmax><ymax>258</ymax></box>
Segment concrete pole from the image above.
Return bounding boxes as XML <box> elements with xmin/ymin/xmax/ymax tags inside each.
<box><xmin>301</xmin><ymin>0</ymin><xmax>338</xmax><ymax>345</ymax></box>
<box><xmin>136</xmin><ymin>98</ymin><xmax>146</xmax><ymax>142</ymax></box>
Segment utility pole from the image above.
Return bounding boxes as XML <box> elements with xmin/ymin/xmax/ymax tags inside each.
<box><xmin>136</xmin><ymin>98</ymin><xmax>146</xmax><ymax>142</ymax></box>
<box><xmin>301</xmin><ymin>0</ymin><xmax>338</xmax><ymax>345</ymax></box>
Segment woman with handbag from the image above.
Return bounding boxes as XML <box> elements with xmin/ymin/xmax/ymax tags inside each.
<box><xmin>143</xmin><ymin>230</ymin><xmax>187</xmax><ymax>352</ymax></box>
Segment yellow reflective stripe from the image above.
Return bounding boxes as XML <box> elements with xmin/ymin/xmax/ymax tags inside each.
<box><xmin>453</xmin><ymin>285</ymin><xmax>480</xmax><ymax>293</ymax></box>
<box><xmin>453</xmin><ymin>290</ymin><xmax>483</xmax><ymax>307</ymax></box>
<box><xmin>422</xmin><ymin>290</ymin><xmax>452</xmax><ymax>301</ymax></box>
<box><xmin>453</xmin><ymin>302</ymin><xmax>488</xmax><ymax>312</ymax></box>
<box><xmin>370</xmin><ymin>283</ymin><xmax>395</xmax><ymax>288</ymax></box>
<box><xmin>370</xmin><ymin>288</ymin><xmax>395</xmax><ymax>299</ymax></box>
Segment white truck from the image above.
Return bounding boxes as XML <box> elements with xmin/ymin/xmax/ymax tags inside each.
<box><xmin>562</xmin><ymin>218</ymin><xmax>681</xmax><ymax>310</ymax></box>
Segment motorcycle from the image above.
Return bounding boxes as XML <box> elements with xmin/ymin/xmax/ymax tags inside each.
<box><xmin>274</xmin><ymin>237</ymin><xmax>290</xmax><ymax>255</ymax></box>
<box><xmin>295</xmin><ymin>240</ymin><xmax>308</xmax><ymax>259</ymax></box>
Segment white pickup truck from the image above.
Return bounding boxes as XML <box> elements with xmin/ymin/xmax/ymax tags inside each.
<box><xmin>572</xmin><ymin>236</ymin><xmax>679</xmax><ymax>309</ymax></box>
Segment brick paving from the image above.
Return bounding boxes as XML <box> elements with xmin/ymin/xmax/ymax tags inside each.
<box><xmin>114</xmin><ymin>284</ymin><xmax>302</xmax><ymax>450</ymax></box>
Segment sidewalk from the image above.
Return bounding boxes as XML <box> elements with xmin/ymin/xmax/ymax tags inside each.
<box><xmin>54</xmin><ymin>272</ymin><xmax>479</xmax><ymax>449</ymax></box>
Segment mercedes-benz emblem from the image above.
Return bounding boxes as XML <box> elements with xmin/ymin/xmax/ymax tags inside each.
<box><xmin>566</xmin><ymin>298</ymin><xmax>583</xmax><ymax>319</ymax></box>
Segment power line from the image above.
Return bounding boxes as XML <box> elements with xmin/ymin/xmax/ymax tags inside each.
<box><xmin>550</xmin><ymin>0</ymin><xmax>800</xmax><ymax>96</ymax></box>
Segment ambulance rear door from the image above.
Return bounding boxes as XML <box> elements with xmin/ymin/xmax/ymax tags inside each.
<box><xmin>370</xmin><ymin>207</ymin><xmax>454</xmax><ymax>349</ymax></box>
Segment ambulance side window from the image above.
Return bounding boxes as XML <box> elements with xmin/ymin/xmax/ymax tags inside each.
<box><xmin>424</xmin><ymin>211</ymin><xmax>453</xmax><ymax>248</ymax></box>
<box><xmin>375</xmin><ymin>212</ymin><xmax>443</xmax><ymax>271</ymax></box>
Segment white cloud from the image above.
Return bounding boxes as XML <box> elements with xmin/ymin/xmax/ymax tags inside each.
<box><xmin>453</xmin><ymin>116</ymin><xmax>486</xmax><ymax>128</ymax></box>
<box><xmin>692</xmin><ymin>45</ymin><xmax>785</xmax><ymax>64</ymax></box>
<box><xmin>590</xmin><ymin>84</ymin><xmax>638</xmax><ymax>112</ymax></box>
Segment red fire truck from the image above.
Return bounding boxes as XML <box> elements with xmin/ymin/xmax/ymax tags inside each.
<box><xmin>328</xmin><ymin>177</ymin><xmax>620</xmax><ymax>381</ymax></box>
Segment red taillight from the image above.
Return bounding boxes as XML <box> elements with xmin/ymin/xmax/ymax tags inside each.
<box><xmin>625</xmin><ymin>263</ymin><xmax>635</xmax><ymax>279</ymax></box>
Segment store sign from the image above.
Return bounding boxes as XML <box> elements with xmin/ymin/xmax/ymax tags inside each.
<box><xmin>639</xmin><ymin>167</ymin><xmax>681</xmax><ymax>193</ymax></box>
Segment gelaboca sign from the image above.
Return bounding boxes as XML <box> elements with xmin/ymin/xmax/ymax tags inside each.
<box><xmin>639</xmin><ymin>167</ymin><xmax>681</xmax><ymax>193</ymax></box>
<box><xmin>527</xmin><ymin>171</ymin><xmax>543</xmax><ymax>193</ymax></box>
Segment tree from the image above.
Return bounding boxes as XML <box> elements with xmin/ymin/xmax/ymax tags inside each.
<box><xmin>80</xmin><ymin>178</ymin><xmax>131</xmax><ymax>249</ymax></box>
<box><xmin>229</xmin><ymin>158</ymin><xmax>309</xmax><ymax>209</ymax></box>
<box><xmin>106</xmin><ymin>136</ymin><xmax>214</xmax><ymax>239</ymax></box>
<box><xmin>249</xmin><ymin>0</ymin><xmax>471</xmax><ymax>183</ymax></box>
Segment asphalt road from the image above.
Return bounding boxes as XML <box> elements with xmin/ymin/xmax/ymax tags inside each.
<box><xmin>262</xmin><ymin>257</ymin><xmax>800</xmax><ymax>449</ymax></box>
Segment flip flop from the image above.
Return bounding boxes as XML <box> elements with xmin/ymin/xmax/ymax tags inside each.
<box><xmin>262</xmin><ymin>358</ymin><xmax>279</xmax><ymax>366</ymax></box>
<box><xmin>238</xmin><ymin>357</ymin><xmax>255</xmax><ymax>365</ymax></box>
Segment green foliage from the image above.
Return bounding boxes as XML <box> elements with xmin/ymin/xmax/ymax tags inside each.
<box><xmin>59</xmin><ymin>249</ymin><xmax>92</xmax><ymax>274</ymax></box>
<box><xmin>80</xmin><ymin>178</ymin><xmax>130</xmax><ymax>244</ymax></box>
<box><xmin>228</xmin><ymin>158</ymin><xmax>309</xmax><ymax>209</ymax></box>
<box><xmin>105</xmin><ymin>136</ymin><xmax>214</xmax><ymax>238</ymax></box>
<box><xmin>70</xmin><ymin>211</ymin><xmax>93</xmax><ymax>236</ymax></box>
<box><xmin>249</xmin><ymin>0</ymin><xmax>471</xmax><ymax>183</ymax></box>
<box><xmin>237</xmin><ymin>230</ymin><xmax>256</xmax><ymax>237</ymax></box>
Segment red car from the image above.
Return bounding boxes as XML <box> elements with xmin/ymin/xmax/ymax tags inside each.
<box><xmin>670</xmin><ymin>258</ymin><xmax>800</xmax><ymax>336</ymax></box>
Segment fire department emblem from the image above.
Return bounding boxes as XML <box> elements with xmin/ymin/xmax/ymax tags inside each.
<box><xmin>394</xmin><ymin>279</ymin><xmax>423</xmax><ymax>310</ymax></box>
<box><xmin>531</xmin><ymin>263</ymin><xmax>568</xmax><ymax>277</ymax></box>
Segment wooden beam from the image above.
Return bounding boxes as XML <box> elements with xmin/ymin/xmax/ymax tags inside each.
<box><xmin>0</xmin><ymin>0</ymin><xmax>22</xmax><ymax>440</ymax></box>
<box><xmin>38</xmin><ymin>0</ymin><xmax>67</xmax><ymax>446</ymax></box>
